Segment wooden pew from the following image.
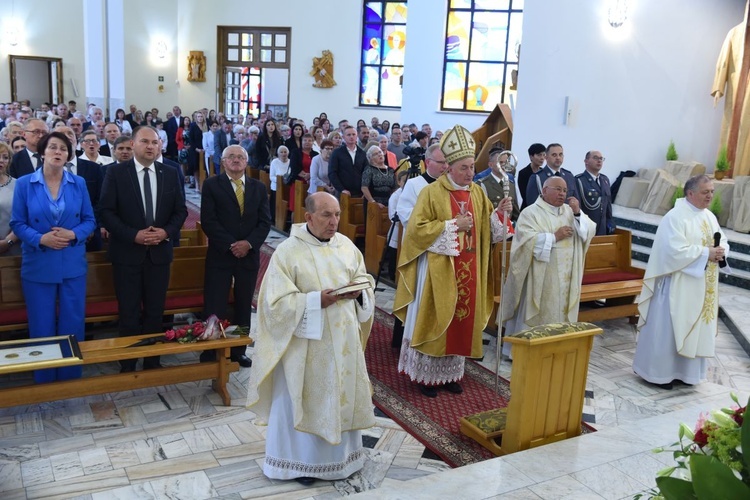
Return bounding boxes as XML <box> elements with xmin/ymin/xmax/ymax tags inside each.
<box><xmin>0</xmin><ymin>333</ymin><xmax>253</xmax><ymax>408</ymax></box>
<box><xmin>365</xmin><ymin>204</ymin><xmax>390</xmax><ymax>275</ymax></box>
<box><xmin>577</xmin><ymin>228</ymin><xmax>644</xmax><ymax>323</ymax></box>
<box><xmin>179</xmin><ymin>225</ymin><xmax>207</xmax><ymax>247</ymax></box>
<box><xmin>258</xmin><ymin>170</ymin><xmax>271</xmax><ymax>197</ymax></box>
<box><xmin>491</xmin><ymin>228</ymin><xmax>644</xmax><ymax>326</ymax></box>
<box><xmin>275</xmin><ymin>175</ymin><xmax>291</xmax><ymax>230</ymax></box>
<box><xmin>246</xmin><ymin>167</ymin><xmax>259</xmax><ymax>180</ymax></box>
<box><xmin>197</xmin><ymin>151</ymin><xmax>207</xmax><ymax>192</ymax></box>
<box><xmin>0</xmin><ymin>246</ymin><xmax>210</xmax><ymax>333</ymax></box>
<box><xmin>292</xmin><ymin>180</ymin><xmax>308</xmax><ymax>224</ymax></box>
<box><xmin>339</xmin><ymin>192</ymin><xmax>365</xmax><ymax>243</ymax></box>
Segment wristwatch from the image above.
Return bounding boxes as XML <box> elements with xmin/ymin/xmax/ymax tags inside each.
<box><xmin>6</xmin><ymin>239</ymin><xmax>14</xmax><ymax>247</ymax></box>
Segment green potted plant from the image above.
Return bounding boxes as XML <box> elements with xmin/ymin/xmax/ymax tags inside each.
<box><xmin>670</xmin><ymin>186</ymin><xmax>684</xmax><ymax>208</ymax></box>
<box><xmin>710</xmin><ymin>191</ymin><xmax>722</xmax><ymax>218</ymax></box>
<box><xmin>715</xmin><ymin>145</ymin><xmax>729</xmax><ymax>181</ymax></box>
<box><xmin>666</xmin><ymin>140</ymin><xmax>679</xmax><ymax>161</ymax></box>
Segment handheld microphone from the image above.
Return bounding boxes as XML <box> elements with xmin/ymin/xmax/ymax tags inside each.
<box><xmin>713</xmin><ymin>232</ymin><xmax>727</xmax><ymax>268</ymax></box>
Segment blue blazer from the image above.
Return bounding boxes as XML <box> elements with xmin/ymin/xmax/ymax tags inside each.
<box><xmin>10</xmin><ymin>169</ymin><xmax>97</xmax><ymax>283</ymax></box>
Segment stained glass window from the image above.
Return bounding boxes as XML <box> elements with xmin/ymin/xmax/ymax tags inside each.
<box><xmin>442</xmin><ymin>0</ymin><xmax>523</xmax><ymax>112</ymax></box>
<box><xmin>360</xmin><ymin>1</ymin><xmax>408</xmax><ymax>108</ymax></box>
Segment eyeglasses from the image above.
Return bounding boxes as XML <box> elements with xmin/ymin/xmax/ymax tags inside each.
<box><xmin>25</xmin><ymin>129</ymin><xmax>47</xmax><ymax>136</ymax></box>
<box><xmin>592</xmin><ymin>156</ymin><xmax>606</xmax><ymax>161</ymax></box>
<box><xmin>81</xmin><ymin>139</ymin><xmax>99</xmax><ymax>144</ymax></box>
<box><xmin>224</xmin><ymin>154</ymin><xmax>246</xmax><ymax>161</ymax></box>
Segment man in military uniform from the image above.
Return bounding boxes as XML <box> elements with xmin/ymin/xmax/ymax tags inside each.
<box><xmin>477</xmin><ymin>149</ymin><xmax>520</xmax><ymax>222</ymax></box>
<box><xmin>575</xmin><ymin>150</ymin><xmax>613</xmax><ymax>235</ymax></box>
<box><xmin>524</xmin><ymin>143</ymin><xmax>578</xmax><ymax>209</ymax></box>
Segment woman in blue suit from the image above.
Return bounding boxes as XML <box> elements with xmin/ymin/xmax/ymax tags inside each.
<box><xmin>10</xmin><ymin>131</ymin><xmax>96</xmax><ymax>383</ymax></box>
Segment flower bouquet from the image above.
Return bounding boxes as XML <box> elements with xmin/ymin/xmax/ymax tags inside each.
<box><xmin>638</xmin><ymin>393</ymin><xmax>749</xmax><ymax>499</ymax></box>
<box><xmin>165</xmin><ymin>315</ymin><xmax>231</xmax><ymax>343</ymax></box>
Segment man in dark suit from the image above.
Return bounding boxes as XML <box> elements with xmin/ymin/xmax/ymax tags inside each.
<box><xmin>99</xmin><ymin>126</ymin><xmax>187</xmax><ymax>372</ymax></box>
<box><xmin>575</xmin><ymin>150</ymin><xmax>614</xmax><ymax>236</ymax></box>
<box><xmin>9</xmin><ymin>118</ymin><xmax>49</xmax><ymax>178</ymax></box>
<box><xmin>165</xmin><ymin>106</ymin><xmax>182</xmax><ymax>160</ymax></box>
<box><xmin>213</xmin><ymin>122</ymin><xmax>236</xmax><ymax>169</ymax></box>
<box><xmin>328</xmin><ymin>125</ymin><xmax>367</xmax><ymax>196</ymax></box>
<box><xmin>200</xmin><ymin>145</ymin><xmax>271</xmax><ymax>367</ymax></box>
<box><xmin>58</xmin><ymin>126</ymin><xmax>106</xmax><ymax>251</ymax></box>
<box><xmin>125</xmin><ymin>104</ymin><xmax>139</xmax><ymax>131</ymax></box>
<box><xmin>524</xmin><ymin>143</ymin><xmax>578</xmax><ymax>209</ymax></box>
<box><xmin>477</xmin><ymin>149</ymin><xmax>521</xmax><ymax>222</ymax></box>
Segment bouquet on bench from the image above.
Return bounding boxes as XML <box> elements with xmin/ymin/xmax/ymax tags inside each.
<box><xmin>165</xmin><ymin>315</ymin><xmax>231</xmax><ymax>343</ymax></box>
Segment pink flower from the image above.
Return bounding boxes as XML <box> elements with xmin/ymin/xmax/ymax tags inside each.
<box><xmin>165</xmin><ymin>330</ymin><xmax>175</xmax><ymax>341</ymax></box>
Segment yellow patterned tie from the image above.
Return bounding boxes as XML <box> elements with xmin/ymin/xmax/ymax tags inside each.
<box><xmin>233</xmin><ymin>178</ymin><xmax>244</xmax><ymax>215</ymax></box>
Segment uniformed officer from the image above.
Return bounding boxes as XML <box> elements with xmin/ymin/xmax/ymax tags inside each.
<box><xmin>524</xmin><ymin>143</ymin><xmax>578</xmax><ymax>210</ymax></box>
<box><xmin>575</xmin><ymin>150</ymin><xmax>613</xmax><ymax>236</ymax></box>
<box><xmin>477</xmin><ymin>149</ymin><xmax>520</xmax><ymax>222</ymax></box>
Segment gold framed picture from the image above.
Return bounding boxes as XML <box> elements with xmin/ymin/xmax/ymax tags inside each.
<box><xmin>0</xmin><ymin>335</ymin><xmax>83</xmax><ymax>375</ymax></box>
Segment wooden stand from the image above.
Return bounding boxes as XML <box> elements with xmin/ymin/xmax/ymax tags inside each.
<box><xmin>0</xmin><ymin>334</ymin><xmax>254</xmax><ymax>408</ymax></box>
<box><xmin>460</xmin><ymin>322</ymin><xmax>602</xmax><ymax>456</ymax></box>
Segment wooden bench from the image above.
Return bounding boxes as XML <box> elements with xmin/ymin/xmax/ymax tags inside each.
<box><xmin>365</xmin><ymin>204</ymin><xmax>390</xmax><ymax>274</ymax></box>
<box><xmin>0</xmin><ymin>333</ymin><xmax>253</xmax><ymax>408</ymax></box>
<box><xmin>275</xmin><ymin>175</ymin><xmax>291</xmax><ymax>230</ymax></box>
<box><xmin>197</xmin><ymin>151</ymin><xmax>208</xmax><ymax>192</ymax></box>
<box><xmin>292</xmin><ymin>180</ymin><xmax>308</xmax><ymax>224</ymax></box>
<box><xmin>491</xmin><ymin>228</ymin><xmax>643</xmax><ymax>325</ymax></box>
<box><xmin>339</xmin><ymin>192</ymin><xmax>365</xmax><ymax>243</ymax></box>
<box><xmin>577</xmin><ymin>228</ymin><xmax>644</xmax><ymax>323</ymax></box>
<box><xmin>246</xmin><ymin>167</ymin><xmax>260</xmax><ymax>180</ymax></box>
<box><xmin>0</xmin><ymin>245</ymin><xmax>210</xmax><ymax>333</ymax></box>
<box><xmin>258</xmin><ymin>170</ymin><xmax>271</xmax><ymax>198</ymax></box>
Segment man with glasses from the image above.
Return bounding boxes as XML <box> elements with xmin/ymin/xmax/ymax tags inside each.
<box><xmin>9</xmin><ymin>118</ymin><xmax>49</xmax><ymax>178</ymax></box>
<box><xmin>575</xmin><ymin>150</ymin><xmax>614</xmax><ymax>235</ymax></box>
<box><xmin>200</xmin><ymin>145</ymin><xmax>271</xmax><ymax>368</ymax></box>
<box><xmin>79</xmin><ymin>130</ymin><xmax>113</xmax><ymax>166</ymax></box>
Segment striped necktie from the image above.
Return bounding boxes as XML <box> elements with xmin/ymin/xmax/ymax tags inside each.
<box><xmin>233</xmin><ymin>178</ymin><xmax>244</xmax><ymax>215</ymax></box>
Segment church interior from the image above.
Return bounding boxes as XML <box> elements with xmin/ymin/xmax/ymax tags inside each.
<box><xmin>0</xmin><ymin>0</ymin><xmax>749</xmax><ymax>498</ymax></box>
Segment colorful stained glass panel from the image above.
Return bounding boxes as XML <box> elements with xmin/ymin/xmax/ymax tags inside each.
<box><xmin>467</xmin><ymin>62</ymin><xmax>502</xmax><ymax>111</ymax></box>
<box><xmin>360</xmin><ymin>1</ymin><xmax>407</xmax><ymax>107</ymax></box>
<box><xmin>470</xmin><ymin>12</ymin><xmax>508</xmax><ymax>61</ymax></box>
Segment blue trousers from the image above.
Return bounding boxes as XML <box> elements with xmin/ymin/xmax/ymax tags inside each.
<box><xmin>22</xmin><ymin>274</ymin><xmax>86</xmax><ymax>383</ymax></box>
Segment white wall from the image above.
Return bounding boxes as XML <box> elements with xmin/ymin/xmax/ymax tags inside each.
<box><xmin>0</xmin><ymin>0</ymin><xmax>86</xmax><ymax>105</ymax></box>
<box><xmin>512</xmin><ymin>0</ymin><xmax>746</xmax><ymax>176</ymax></box>
<box><xmin>400</xmin><ymin>0</ymin><xmax>488</xmax><ymax>134</ymax></box>
<box><xmin>174</xmin><ymin>1</ymin><xmax>402</xmax><ymax>125</ymax></box>
<box><xmin>121</xmin><ymin>0</ymin><xmax>179</xmax><ymax>118</ymax></box>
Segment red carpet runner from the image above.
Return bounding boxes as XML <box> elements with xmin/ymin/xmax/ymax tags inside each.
<box><xmin>365</xmin><ymin>309</ymin><xmax>509</xmax><ymax>467</ymax></box>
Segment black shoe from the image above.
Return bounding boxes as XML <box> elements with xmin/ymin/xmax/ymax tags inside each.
<box><xmin>652</xmin><ymin>381</ymin><xmax>673</xmax><ymax>390</ymax></box>
<box><xmin>294</xmin><ymin>477</ymin><xmax>315</xmax><ymax>486</ymax></box>
<box><xmin>418</xmin><ymin>384</ymin><xmax>438</xmax><ymax>398</ymax></box>
<box><xmin>143</xmin><ymin>363</ymin><xmax>163</xmax><ymax>370</ymax></box>
<box><xmin>199</xmin><ymin>351</ymin><xmax>217</xmax><ymax>363</ymax></box>
<box><xmin>231</xmin><ymin>354</ymin><xmax>252</xmax><ymax>368</ymax></box>
<box><xmin>443</xmin><ymin>381</ymin><xmax>463</xmax><ymax>394</ymax></box>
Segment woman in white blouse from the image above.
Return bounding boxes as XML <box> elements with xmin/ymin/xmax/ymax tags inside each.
<box><xmin>268</xmin><ymin>145</ymin><xmax>291</xmax><ymax>218</ymax></box>
<box><xmin>202</xmin><ymin>121</ymin><xmax>220</xmax><ymax>174</ymax></box>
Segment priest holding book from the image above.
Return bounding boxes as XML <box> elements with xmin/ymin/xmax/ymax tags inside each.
<box><xmin>247</xmin><ymin>192</ymin><xmax>376</xmax><ymax>486</ymax></box>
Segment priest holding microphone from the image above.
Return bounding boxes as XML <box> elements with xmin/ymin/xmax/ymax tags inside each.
<box><xmin>633</xmin><ymin>175</ymin><xmax>729</xmax><ymax>389</ymax></box>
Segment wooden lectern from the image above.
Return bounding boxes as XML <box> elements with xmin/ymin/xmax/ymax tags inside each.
<box><xmin>472</xmin><ymin>104</ymin><xmax>513</xmax><ymax>172</ymax></box>
<box><xmin>460</xmin><ymin>322</ymin><xmax>602</xmax><ymax>456</ymax></box>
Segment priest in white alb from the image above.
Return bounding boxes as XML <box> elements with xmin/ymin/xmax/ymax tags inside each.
<box><xmin>633</xmin><ymin>175</ymin><xmax>729</xmax><ymax>389</ymax></box>
<box><xmin>393</xmin><ymin>124</ymin><xmax>514</xmax><ymax>398</ymax></box>
<box><xmin>501</xmin><ymin>176</ymin><xmax>596</xmax><ymax>357</ymax></box>
<box><xmin>246</xmin><ymin>192</ymin><xmax>375</xmax><ymax>486</ymax></box>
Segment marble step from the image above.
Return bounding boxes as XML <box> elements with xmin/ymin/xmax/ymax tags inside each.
<box><xmin>628</xmin><ymin>228</ymin><xmax>750</xmax><ymax>273</ymax></box>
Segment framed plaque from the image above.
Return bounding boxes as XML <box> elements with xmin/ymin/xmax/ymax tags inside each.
<box><xmin>0</xmin><ymin>335</ymin><xmax>83</xmax><ymax>375</ymax></box>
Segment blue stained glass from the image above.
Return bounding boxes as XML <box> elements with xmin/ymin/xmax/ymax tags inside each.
<box><xmin>364</xmin><ymin>2</ymin><xmax>383</xmax><ymax>24</ymax></box>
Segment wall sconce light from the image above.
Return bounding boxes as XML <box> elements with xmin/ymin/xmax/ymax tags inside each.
<box><xmin>155</xmin><ymin>40</ymin><xmax>167</xmax><ymax>59</ymax></box>
<box><xmin>5</xmin><ymin>25</ymin><xmax>19</xmax><ymax>46</ymax></box>
<box><xmin>607</xmin><ymin>0</ymin><xmax>629</xmax><ymax>28</ymax></box>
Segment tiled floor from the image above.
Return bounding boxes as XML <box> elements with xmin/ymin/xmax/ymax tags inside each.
<box><xmin>1</xmin><ymin>186</ymin><xmax>748</xmax><ymax>499</ymax></box>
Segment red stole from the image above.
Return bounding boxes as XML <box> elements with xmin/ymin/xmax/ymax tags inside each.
<box><xmin>445</xmin><ymin>190</ymin><xmax>477</xmax><ymax>356</ymax></box>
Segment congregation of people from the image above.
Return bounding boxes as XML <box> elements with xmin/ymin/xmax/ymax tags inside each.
<box><xmin>0</xmin><ymin>98</ymin><xmax>730</xmax><ymax>486</ymax></box>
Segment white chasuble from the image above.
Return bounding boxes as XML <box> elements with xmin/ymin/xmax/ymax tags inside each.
<box><xmin>637</xmin><ymin>199</ymin><xmax>728</xmax><ymax>359</ymax></box>
<box><xmin>246</xmin><ymin>224</ymin><xmax>375</xmax><ymax>479</ymax></box>
<box><xmin>501</xmin><ymin>198</ymin><xmax>595</xmax><ymax>332</ymax></box>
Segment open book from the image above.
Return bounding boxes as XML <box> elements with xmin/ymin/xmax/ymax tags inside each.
<box><xmin>332</xmin><ymin>281</ymin><xmax>372</xmax><ymax>296</ymax></box>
